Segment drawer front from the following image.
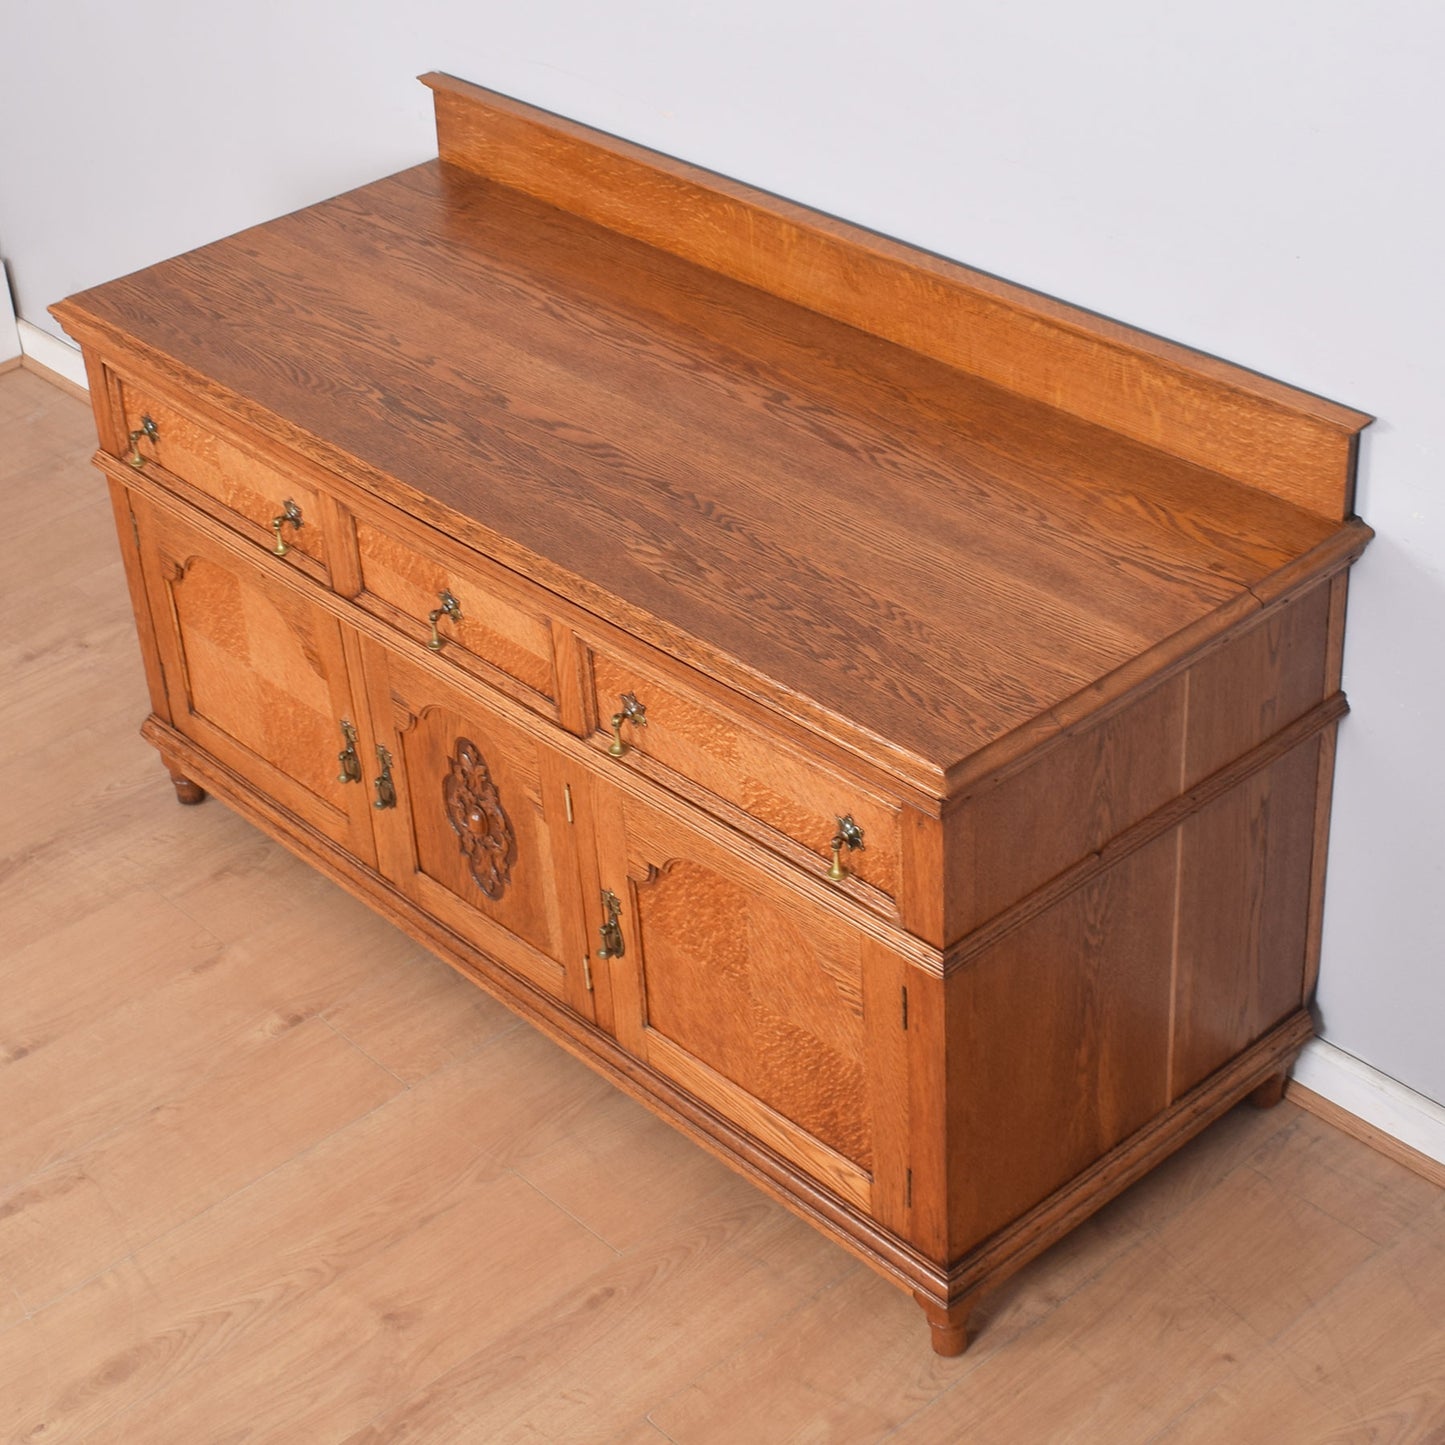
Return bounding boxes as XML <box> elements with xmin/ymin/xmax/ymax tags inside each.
<box><xmin>590</xmin><ymin>648</ymin><xmax>901</xmax><ymax>903</ymax></box>
<box><xmin>117</xmin><ymin>382</ymin><xmax>332</xmax><ymax>576</ymax></box>
<box><xmin>353</xmin><ymin>518</ymin><xmax>558</xmax><ymax>708</ymax></box>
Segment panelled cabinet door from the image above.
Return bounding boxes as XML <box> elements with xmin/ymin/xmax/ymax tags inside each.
<box><xmin>359</xmin><ymin>639</ymin><xmax>592</xmax><ymax>1017</ymax></box>
<box><xmin>592</xmin><ymin>780</ymin><xmax>912</xmax><ymax>1219</ymax></box>
<box><xmin>132</xmin><ymin>497</ymin><xmax>378</xmax><ymax>861</ymax></box>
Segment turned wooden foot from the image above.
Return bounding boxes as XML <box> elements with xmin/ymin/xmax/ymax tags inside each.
<box><xmin>914</xmin><ymin>1290</ymin><xmax>971</xmax><ymax>1356</ymax></box>
<box><xmin>168</xmin><ymin>769</ymin><xmax>207</xmax><ymax>806</ymax></box>
<box><xmin>1248</xmin><ymin>1066</ymin><xmax>1289</xmax><ymax>1109</ymax></box>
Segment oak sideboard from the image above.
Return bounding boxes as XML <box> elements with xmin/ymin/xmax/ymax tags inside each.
<box><xmin>54</xmin><ymin>71</ymin><xmax>1373</xmax><ymax>1354</ymax></box>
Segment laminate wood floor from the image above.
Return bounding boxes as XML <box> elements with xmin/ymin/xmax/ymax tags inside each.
<box><xmin>2</xmin><ymin>364</ymin><xmax>1443</xmax><ymax>1443</ymax></box>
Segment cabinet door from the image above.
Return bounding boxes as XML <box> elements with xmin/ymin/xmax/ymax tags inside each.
<box><xmin>360</xmin><ymin>640</ymin><xmax>592</xmax><ymax>1016</ymax></box>
<box><xmin>134</xmin><ymin>497</ymin><xmax>377</xmax><ymax>861</ymax></box>
<box><xmin>592</xmin><ymin>781</ymin><xmax>909</xmax><ymax>1215</ymax></box>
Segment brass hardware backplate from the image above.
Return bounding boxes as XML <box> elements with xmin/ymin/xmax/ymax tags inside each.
<box><xmin>373</xmin><ymin>745</ymin><xmax>397</xmax><ymax>809</ymax></box>
<box><xmin>337</xmin><ymin>719</ymin><xmax>363</xmax><ymax>784</ymax></box>
<box><xmin>597</xmin><ymin>887</ymin><xmax>625</xmax><ymax>958</ymax></box>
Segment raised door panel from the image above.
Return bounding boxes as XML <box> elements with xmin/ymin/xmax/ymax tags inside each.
<box><xmin>133</xmin><ymin>497</ymin><xmax>377</xmax><ymax>860</ymax></box>
<box><xmin>594</xmin><ymin>783</ymin><xmax>907</xmax><ymax>1213</ymax></box>
<box><xmin>360</xmin><ymin>640</ymin><xmax>591</xmax><ymax>1017</ymax></box>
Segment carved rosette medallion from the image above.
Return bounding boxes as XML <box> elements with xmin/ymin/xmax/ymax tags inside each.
<box><xmin>443</xmin><ymin>738</ymin><xmax>516</xmax><ymax>900</ymax></box>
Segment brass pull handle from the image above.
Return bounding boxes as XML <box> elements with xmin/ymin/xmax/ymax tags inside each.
<box><xmin>337</xmin><ymin>719</ymin><xmax>362</xmax><ymax>784</ymax></box>
<box><xmin>827</xmin><ymin>814</ymin><xmax>865</xmax><ymax>881</ymax></box>
<box><xmin>608</xmin><ymin>692</ymin><xmax>648</xmax><ymax>756</ymax></box>
<box><xmin>373</xmin><ymin>745</ymin><xmax>397</xmax><ymax>810</ymax></box>
<box><xmin>271</xmin><ymin>499</ymin><xmax>303</xmax><ymax>556</ymax></box>
<box><xmin>127</xmin><ymin>415</ymin><xmax>159</xmax><ymax>469</ymax></box>
<box><xmin>427</xmin><ymin>590</ymin><xmax>462</xmax><ymax>650</ymax></box>
<box><xmin>597</xmin><ymin>888</ymin><xmax>625</xmax><ymax>959</ymax></box>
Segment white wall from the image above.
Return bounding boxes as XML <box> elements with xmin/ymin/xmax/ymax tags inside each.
<box><xmin>4</xmin><ymin>2</ymin><xmax>1442</xmax><ymax>1105</ymax></box>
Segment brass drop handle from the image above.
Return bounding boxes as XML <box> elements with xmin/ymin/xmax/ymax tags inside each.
<box><xmin>597</xmin><ymin>888</ymin><xmax>626</xmax><ymax>959</ymax></box>
<box><xmin>373</xmin><ymin>745</ymin><xmax>397</xmax><ymax>809</ymax></box>
<box><xmin>608</xmin><ymin>692</ymin><xmax>648</xmax><ymax>756</ymax></box>
<box><xmin>128</xmin><ymin>415</ymin><xmax>159</xmax><ymax>469</ymax></box>
<box><xmin>337</xmin><ymin>719</ymin><xmax>363</xmax><ymax>784</ymax></box>
<box><xmin>827</xmin><ymin>814</ymin><xmax>866</xmax><ymax>881</ymax></box>
<box><xmin>427</xmin><ymin>590</ymin><xmax>463</xmax><ymax>650</ymax></box>
<box><xmin>271</xmin><ymin>499</ymin><xmax>303</xmax><ymax>556</ymax></box>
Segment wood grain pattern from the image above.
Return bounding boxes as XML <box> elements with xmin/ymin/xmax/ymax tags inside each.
<box><xmin>1287</xmin><ymin>1084</ymin><xmax>1445</xmax><ymax>1191</ymax></box>
<box><xmin>424</xmin><ymin>72</ymin><xmax>1371</xmax><ymax>519</ymax></box>
<box><xmin>4</xmin><ymin>367</ymin><xmax>1421</xmax><ymax>1437</ymax></box>
<box><xmin>946</xmin><ymin>830</ymin><xmax>1179</xmax><ymax>1252</ymax></box>
<box><xmin>943</xmin><ymin>693</ymin><xmax>1347</xmax><ymax>977</ymax></box>
<box><xmin>943</xmin><ymin>577</ymin><xmax>1337</xmax><ymax>944</ymax></box>
<box><xmin>137</xmin><ymin>712</ymin><xmax>952</xmax><ymax>1308</ymax></box>
<box><xmin>949</xmin><ymin>670</ymin><xmax>1187</xmax><ymax>938</ymax></box>
<box><xmin>361</xmin><ymin>639</ymin><xmax>589</xmax><ymax>1015</ymax></box>
<box><xmin>939</xmin><ymin>1012</ymin><xmax>1315</xmax><ymax>1314</ymax></box>
<box><xmin>0</xmin><ymin>1014</ymin><xmax>400</xmax><ymax>1305</ymax></box>
<box><xmin>354</xmin><ymin>512</ymin><xmax>556</xmax><ymax>703</ymax></box>
<box><xmin>1171</xmin><ymin>741</ymin><xmax>1321</xmax><ymax>1098</ymax></box>
<box><xmin>591</xmin><ymin>644</ymin><xmax>902</xmax><ymax>900</ymax></box>
<box><xmin>1302</xmin><ymin>569</ymin><xmax>1354</xmax><ymax>1002</ymax></box>
<box><xmin>597</xmin><ymin>787</ymin><xmax>886</xmax><ymax>1198</ymax></box>
<box><xmin>132</xmin><ymin>494</ymin><xmax>378</xmax><ymax>862</ymax></box>
<box><xmin>117</xmin><ymin>378</ymin><xmax>332</xmax><ymax>575</ymax></box>
<box><xmin>103</xmin><ymin>474</ymin><xmax>175</xmax><ymax>729</ymax></box>
<box><xmin>45</xmin><ymin>71</ymin><xmax>1375</xmax><ymax>1360</ymax></box>
<box><xmin>1182</xmin><ymin>578</ymin><xmax>1332</xmax><ymax>787</ymax></box>
<box><xmin>52</xmin><ymin>156</ymin><xmax>1354</xmax><ymax>786</ymax></box>
<box><xmin>1152</xmin><ymin>1221</ymin><xmax>1445</xmax><ymax>1443</ymax></box>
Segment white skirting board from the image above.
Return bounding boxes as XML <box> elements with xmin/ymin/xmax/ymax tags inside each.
<box><xmin>19</xmin><ymin>319</ymin><xmax>88</xmax><ymax>390</ymax></box>
<box><xmin>11</xmin><ymin>321</ymin><xmax>1444</xmax><ymax>1175</ymax></box>
<box><xmin>1293</xmin><ymin>1038</ymin><xmax>1445</xmax><ymax>1168</ymax></box>
<box><xmin>1</xmin><ymin>269</ymin><xmax>19</xmax><ymax>364</ymax></box>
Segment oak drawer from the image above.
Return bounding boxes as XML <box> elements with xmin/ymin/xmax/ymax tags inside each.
<box><xmin>116</xmin><ymin>381</ymin><xmax>332</xmax><ymax>579</ymax></box>
<box><xmin>589</xmin><ymin>647</ymin><xmax>902</xmax><ymax>905</ymax></box>
<box><xmin>353</xmin><ymin>516</ymin><xmax>559</xmax><ymax>709</ymax></box>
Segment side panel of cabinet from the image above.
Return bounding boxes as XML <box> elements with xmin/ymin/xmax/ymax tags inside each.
<box><xmin>943</xmin><ymin>828</ymin><xmax>1177</xmax><ymax>1258</ymax></box>
<box><xmin>591</xmin><ymin>777</ymin><xmax>916</xmax><ymax>1220</ymax></box>
<box><xmin>358</xmin><ymin>637</ymin><xmax>593</xmax><ymax>1018</ymax></box>
<box><xmin>132</xmin><ymin>496</ymin><xmax>378</xmax><ymax>861</ymax></box>
<box><xmin>944</xmin><ymin>733</ymin><xmax>1321</xmax><ymax>1258</ymax></box>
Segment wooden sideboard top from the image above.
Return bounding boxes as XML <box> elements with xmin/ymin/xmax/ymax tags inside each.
<box><xmin>54</xmin><ymin>77</ymin><xmax>1371</xmax><ymax>795</ymax></box>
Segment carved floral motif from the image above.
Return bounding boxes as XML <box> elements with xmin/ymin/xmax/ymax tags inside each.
<box><xmin>443</xmin><ymin>737</ymin><xmax>515</xmax><ymax>899</ymax></box>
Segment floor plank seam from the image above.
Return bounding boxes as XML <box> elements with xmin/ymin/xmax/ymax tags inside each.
<box><xmin>26</xmin><ymin>1080</ymin><xmax>427</xmax><ymax>1323</ymax></box>
<box><xmin>506</xmin><ymin>1165</ymin><xmax>624</xmax><ymax>1259</ymax></box>
<box><xmin>317</xmin><ymin>1011</ymin><xmax>413</xmax><ymax>1090</ymax></box>
<box><xmin>1237</xmin><ymin>1158</ymin><xmax>1391</xmax><ymax>1324</ymax></box>
<box><xmin>644</xmin><ymin>1271</ymin><xmax>871</xmax><ymax>1436</ymax></box>
<box><xmin>3</xmin><ymin>1246</ymin><xmax>142</xmax><ymax>1339</ymax></box>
